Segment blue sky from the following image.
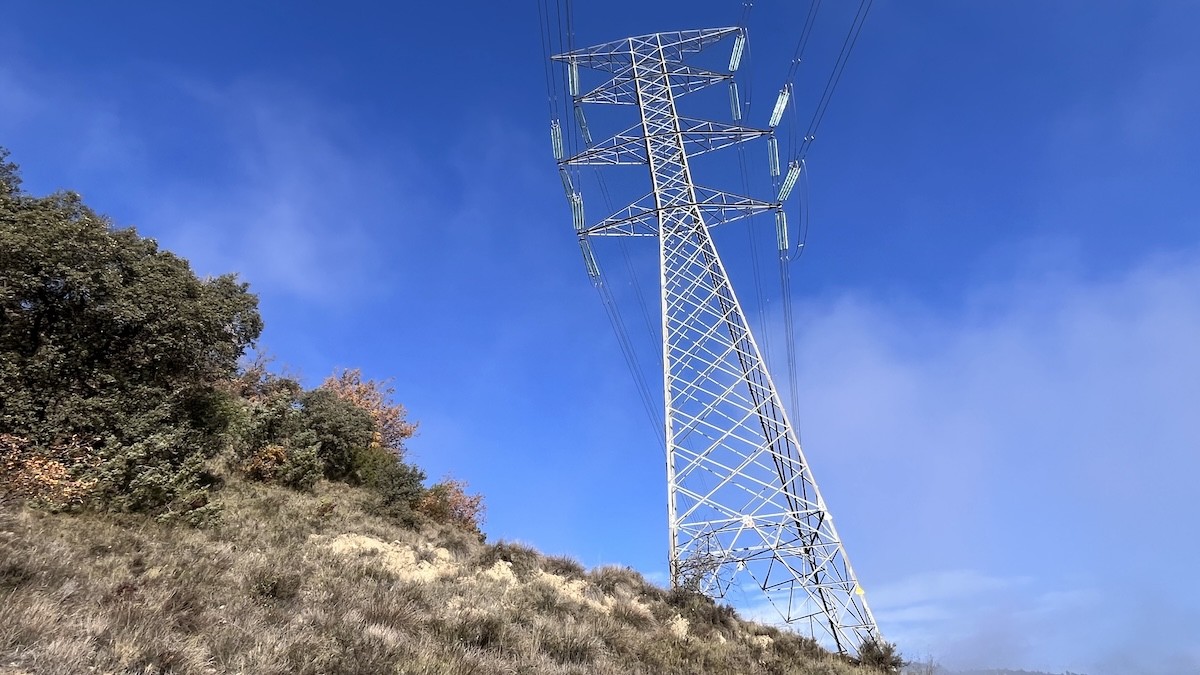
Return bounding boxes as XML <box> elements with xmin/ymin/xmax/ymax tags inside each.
<box><xmin>3</xmin><ymin>2</ymin><xmax>1198</xmax><ymax>673</ymax></box>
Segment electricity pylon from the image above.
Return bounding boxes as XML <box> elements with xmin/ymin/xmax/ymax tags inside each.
<box><xmin>552</xmin><ymin>28</ymin><xmax>879</xmax><ymax>655</ymax></box>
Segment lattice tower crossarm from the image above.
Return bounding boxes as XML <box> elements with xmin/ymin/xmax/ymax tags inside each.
<box><xmin>553</xmin><ymin>29</ymin><xmax>879</xmax><ymax>655</ymax></box>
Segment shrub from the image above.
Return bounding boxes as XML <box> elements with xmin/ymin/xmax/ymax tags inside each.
<box><xmin>297</xmin><ymin>389</ymin><xmax>374</xmax><ymax>481</ymax></box>
<box><xmin>590</xmin><ymin>565</ymin><xmax>651</xmax><ymax>596</ymax></box>
<box><xmin>536</xmin><ymin>623</ymin><xmax>601</xmax><ymax>665</ymax></box>
<box><xmin>364</xmin><ymin>451</ymin><xmax>426</xmax><ymax>525</ymax></box>
<box><xmin>223</xmin><ymin>351</ymin><xmax>300</xmax><ymax>403</ymax></box>
<box><xmin>0</xmin><ymin>433</ymin><xmax>98</xmax><ymax>507</ymax></box>
<box><xmin>451</xmin><ymin>614</ymin><xmax>514</xmax><ymax>653</ymax></box>
<box><xmin>92</xmin><ymin>431</ymin><xmax>221</xmax><ymax>520</ymax></box>
<box><xmin>663</xmin><ymin>587</ymin><xmax>739</xmax><ymax>637</ymax></box>
<box><xmin>240</xmin><ymin>444</ymin><xmax>289</xmax><ymax>482</ymax></box>
<box><xmin>768</xmin><ymin>629</ymin><xmax>822</xmax><ymax>662</ymax></box>
<box><xmin>857</xmin><ymin>638</ymin><xmax>905</xmax><ymax>672</ymax></box>
<box><xmin>541</xmin><ymin>554</ymin><xmax>587</xmax><ymax>580</ymax></box>
<box><xmin>434</xmin><ymin>520</ymin><xmax>486</xmax><ymax>558</ymax></box>
<box><xmin>238</xmin><ymin>440</ymin><xmax>322</xmax><ymax>492</ymax></box>
<box><xmin>238</xmin><ymin>378</ymin><xmax>303</xmax><ymax>457</ymax></box>
<box><xmin>518</xmin><ymin>579</ymin><xmax>574</xmax><ymax>617</ymax></box>
<box><xmin>478</xmin><ymin>541</ymin><xmax>542</xmax><ymax>580</ymax></box>
<box><xmin>249</xmin><ymin>568</ymin><xmax>303</xmax><ymax>604</ymax></box>
<box><xmin>610</xmin><ymin>598</ymin><xmax>654</xmax><ymax>629</ymax></box>
<box><xmin>320</xmin><ymin>368</ymin><xmax>417</xmax><ymax>456</ymax></box>
<box><xmin>417</xmin><ymin>477</ymin><xmax>484</xmax><ymax>532</ymax></box>
<box><xmin>352</xmin><ymin>443</ymin><xmax>401</xmax><ymax>486</ymax></box>
<box><xmin>279</xmin><ymin>444</ymin><xmax>324</xmax><ymax>491</ymax></box>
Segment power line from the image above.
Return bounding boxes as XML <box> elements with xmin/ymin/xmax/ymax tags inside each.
<box><xmin>548</xmin><ymin>0</ymin><xmax>665</xmax><ymax>439</ymax></box>
<box><xmin>798</xmin><ymin>0</ymin><xmax>874</xmax><ymax>159</ymax></box>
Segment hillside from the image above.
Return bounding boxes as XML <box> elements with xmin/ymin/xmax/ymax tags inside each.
<box><xmin>0</xmin><ymin>149</ymin><xmax>902</xmax><ymax>674</ymax></box>
<box><xmin>2</xmin><ymin>478</ymin><xmax>884</xmax><ymax>675</ymax></box>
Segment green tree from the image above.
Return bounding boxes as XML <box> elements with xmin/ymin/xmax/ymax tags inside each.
<box><xmin>320</xmin><ymin>368</ymin><xmax>417</xmax><ymax>456</ymax></box>
<box><xmin>297</xmin><ymin>388</ymin><xmax>374</xmax><ymax>481</ymax></box>
<box><xmin>0</xmin><ymin>148</ymin><xmax>263</xmax><ymax>514</ymax></box>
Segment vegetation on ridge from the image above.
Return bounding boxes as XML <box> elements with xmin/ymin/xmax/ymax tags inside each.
<box><xmin>0</xmin><ymin>147</ymin><xmax>479</xmax><ymax>532</ymax></box>
<box><xmin>0</xmin><ymin>147</ymin><xmax>902</xmax><ymax>673</ymax></box>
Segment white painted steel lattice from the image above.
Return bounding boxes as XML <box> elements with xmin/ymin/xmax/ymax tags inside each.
<box><xmin>553</xmin><ymin>28</ymin><xmax>879</xmax><ymax>655</ymax></box>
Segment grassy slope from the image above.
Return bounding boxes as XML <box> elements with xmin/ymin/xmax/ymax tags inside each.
<box><xmin>0</xmin><ymin>480</ymin><xmax>877</xmax><ymax>675</ymax></box>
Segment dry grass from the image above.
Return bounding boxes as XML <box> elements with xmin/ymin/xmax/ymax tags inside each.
<box><xmin>0</xmin><ymin>480</ymin><xmax>881</xmax><ymax>674</ymax></box>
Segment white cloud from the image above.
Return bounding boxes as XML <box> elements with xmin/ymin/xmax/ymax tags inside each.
<box><xmin>870</xmin><ymin>570</ymin><xmax>1030</xmax><ymax>614</ymax></box>
<box><xmin>774</xmin><ymin>247</ymin><xmax>1200</xmax><ymax>673</ymax></box>
<box><xmin>138</xmin><ymin>80</ymin><xmax>412</xmax><ymax>304</ymax></box>
<box><xmin>0</xmin><ymin>59</ymin><xmax>415</xmax><ymax>305</ymax></box>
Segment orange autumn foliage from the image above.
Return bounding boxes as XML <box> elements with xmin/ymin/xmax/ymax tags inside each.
<box><xmin>418</xmin><ymin>478</ymin><xmax>485</xmax><ymax>531</ymax></box>
<box><xmin>320</xmin><ymin>368</ymin><xmax>417</xmax><ymax>456</ymax></box>
<box><xmin>0</xmin><ymin>433</ymin><xmax>99</xmax><ymax>507</ymax></box>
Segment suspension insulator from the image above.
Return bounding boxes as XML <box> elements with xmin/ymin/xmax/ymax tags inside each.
<box><xmin>778</xmin><ymin>160</ymin><xmax>802</xmax><ymax>201</ymax></box>
<box><xmin>775</xmin><ymin>210</ymin><xmax>789</xmax><ymax>252</ymax></box>
<box><xmin>574</xmin><ymin>106</ymin><xmax>593</xmax><ymax>146</ymax></box>
<box><xmin>579</xmin><ymin>238</ymin><xmax>600</xmax><ymax>278</ymax></box>
<box><xmin>571</xmin><ymin>192</ymin><xmax>585</xmax><ymax>232</ymax></box>
<box><xmin>767</xmin><ymin>136</ymin><xmax>780</xmax><ymax>177</ymax></box>
<box><xmin>550</xmin><ymin>119</ymin><xmax>564</xmax><ymax>161</ymax></box>
<box><xmin>768</xmin><ymin>86</ymin><xmax>791</xmax><ymax>128</ymax></box>
<box><xmin>568</xmin><ymin>61</ymin><xmax>580</xmax><ymax>97</ymax></box>
<box><xmin>728</xmin><ymin>81</ymin><xmax>742</xmax><ymax>121</ymax></box>
<box><xmin>728</xmin><ymin>31</ymin><xmax>747</xmax><ymax>72</ymax></box>
<box><xmin>559</xmin><ymin>168</ymin><xmax>574</xmax><ymax>199</ymax></box>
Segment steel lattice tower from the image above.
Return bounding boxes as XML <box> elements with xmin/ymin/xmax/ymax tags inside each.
<box><xmin>552</xmin><ymin>28</ymin><xmax>879</xmax><ymax>655</ymax></box>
